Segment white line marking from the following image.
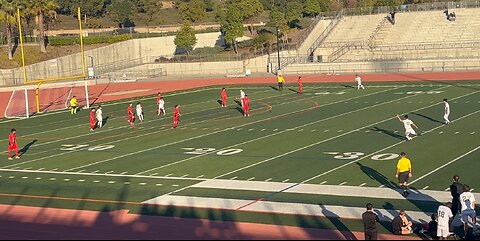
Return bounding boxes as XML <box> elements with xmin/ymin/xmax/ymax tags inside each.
<box><xmin>105</xmin><ymin>171</ymin><xmax>114</xmax><ymax>174</ymax></box>
<box><xmin>64</xmin><ymin>179</ymin><xmax>70</xmax><ymax>181</ymax></box>
<box><xmin>471</xmin><ymin>132</ymin><xmax>476</xmax><ymax>135</ymax></box>
<box><xmin>93</xmin><ymin>180</ymin><xmax>100</xmax><ymax>183</ymax></box>
<box><xmin>124</xmin><ymin>182</ymin><xmax>131</xmax><ymax>185</ymax></box>
<box><xmin>197</xmin><ymin>175</ymin><xmax>204</xmax><ymax>178</ymax></box>
<box><xmin>422</xmin><ymin>186</ymin><xmax>429</xmax><ymax>190</ymax></box>
<box><xmin>140</xmin><ymin>183</ymin><xmax>147</xmax><ymax>186</ymax></box>
<box><xmin>320</xmin><ymin>181</ymin><xmax>327</xmax><ymax>185</ymax></box>
<box><xmin>36</xmin><ymin>177</ymin><xmax>42</xmax><ymax>180</ymax></box>
<box><xmin>261</xmin><ymin>129</ymin><xmax>266</xmax><ymax>131</ymax></box>
<box><xmin>165</xmin><ymin>174</ymin><xmax>173</xmax><ymax>177</ymax></box>
<box><xmin>359</xmin><ymin>183</ymin><xmax>367</xmax><ymax>187</ymax></box>
<box><xmin>150</xmin><ymin>173</ymin><xmax>158</xmax><ymax>176</ymax></box>
<box><xmin>339</xmin><ymin>182</ymin><xmax>347</xmax><ymax>186</ymax></box>
<box><xmin>265</xmin><ymin>178</ymin><xmax>272</xmax><ymax>182</ymax></box>
<box><xmin>181</xmin><ymin>174</ymin><xmax>189</xmax><ymax>178</ymax></box>
<box><xmin>273</xmin><ymin>129</ymin><xmax>278</xmax><ymax>132</ymax></box>
<box><xmin>120</xmin><ymin>172</ymin><xmax>128</xmax><ymax>175</ymax></box>
<box><xmin>379</xmin><ymin>185</ymin><xmax>385</xmax><ymax>188</ymax></box>
<box><xmin>21</xmin><ymin>177</ymin><xmax>28</xmax><ymax>179</ymax></box>
<box><xmin>439</xmin><ymin>131</ymin><xmax>443</xmax><ymax>134</ymax></box>
<box><xmin>283</xmin><ymin>179</ymin><xmax>290</xmax><ymax>183</ymax></box>
<box><xmin>172</xmin><ymin>184</ymin><xmax>179</xmax><ymax>187</ymax></box>
<box><xmin>445</xmin><ymin>188</ymin><xmax>450</xmax><ymax>192</ymax></box>
<box><xmin>78</xmin><ymin>180</ymin><xmax>85</xmax><ymax>182</ymax></box>
<box><xmin>454</xmin><ymin>132</ymin><xmax>460</xmax><ymax>135</ymax></box>
<box><xmin>247</xmin><ymin>177</ymin><xmax>255</xmax><ymax>181</ymax></box>
<box><xmin>49</xmin><ymin>178</ymin><xmax>56</xmax><ymax>181</ymax></box>
<box><xmin>231</xmin><ymin>176</ymin><xmax>238</xmax><ymax>180</ymax></box>
<box><xmin>411</xmin><ymin>145</ymin><xmax>480</xmax><ymax>185</ymax></box>
<box><xmin>156</xmin><ymin>184</ymin><xmax>163</xmax><ymax>186</ymax></box>
<box><xmin>108</xmin><ymin>181</ymin><xmax>115</xmax><ymax>184</ymax></box>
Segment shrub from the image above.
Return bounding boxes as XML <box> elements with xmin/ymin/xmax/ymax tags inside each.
<box><xmin>48</xmin><ymin>34</ymin><xmax>132</xmax><ymax>46</ymax></box>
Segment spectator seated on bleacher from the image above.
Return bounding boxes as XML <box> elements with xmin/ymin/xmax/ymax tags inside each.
<box><xmin>387</xmin><ymin>11</ymin><xmax>397</xmax><ymax>25</ymax></box>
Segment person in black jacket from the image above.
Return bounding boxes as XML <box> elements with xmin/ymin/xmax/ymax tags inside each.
<box><xmin>450</xmin><ymin>175</ymin><xmax>464</xmax><ymax>217</ymax></box>
<box><xmin>362</xmin><ymin>203</ymin><xmax>380</xmax><ymax>240</ymax></box>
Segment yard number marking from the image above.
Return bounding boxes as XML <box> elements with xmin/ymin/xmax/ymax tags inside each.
<box><xmin>325</xmin><ymin>152</ymin><xmax>399</xmax><ymax>161</ymax></box>
<box><xmin>182</xmin><ymin>148</ymin><xmax>243</xmax><ymax>156</ymax></box>
<box><xmin>61</xmin><ymin>144</ymin><xmax>115</xmax><ymax>152</ymax></box>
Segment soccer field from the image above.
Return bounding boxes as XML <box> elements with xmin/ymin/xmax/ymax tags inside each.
<box><xmin>0</xmin><ymin>81</ymin><xmax>479</xmax><ymax>233</ymax></box>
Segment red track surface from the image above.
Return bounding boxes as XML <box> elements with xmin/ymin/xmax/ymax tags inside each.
<box><xmin>1</xmin><ymin>71</ymin><xmax>480</xmax><ymax>119</ymax></box>
<box><xmin>0</xmin><ymin>204</ymin><xmax>422</xmax><ymax>240</ymax></box>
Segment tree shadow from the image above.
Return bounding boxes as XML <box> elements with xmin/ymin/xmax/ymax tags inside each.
<box><xmin>318</xmin><ymin>204</ymin><xmax>357</xmax><ymax>240</ymax></box>
<box><xmin>19</xmin><ymin>139</ymin><xmax>37</xmax><ymax>157</ymax></box>
<box><xmin>356</xmin><ymin>162</ymin><xmax>398</xmax><ymax>189</ymax></box>
<box><xmin>411</xmin><ymin>112</ymin><xmax>444</xmax><ymax>125</ymax></box>
<box><xmin>370</xmin><ymin>127</ymin><xmax>406</xmax><ymax>140</ymax></box>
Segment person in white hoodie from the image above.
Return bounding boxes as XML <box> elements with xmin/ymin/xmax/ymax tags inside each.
<box><xmin>136</xmin><ymin>102</ymin><xmax>144</xmax><ymax>123</ymax></box>
<box><xmin>96</xmin><ymin>106</ymin><xmax>103</xmax><ymax>128</ymax></box>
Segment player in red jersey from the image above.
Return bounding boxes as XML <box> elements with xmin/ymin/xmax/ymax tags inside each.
<box><xmin>7</xmin><ymin>129</ymin><xmax>20</xmax><ymax>160</ymax></box>
<box><xmin>89</xmin><ymin>108</ymin><xmax>96</xmax><ymax>131</ymax></box>
<box><xmin>221</xmin><ymin>88</ymin><xmax>227</xmax><ymax>107</ymax></box>
<box><xmin>127</xmin><ymin>103</ymin><xmax>135</xmax><ymax>123</ymax></box>
<box><xmin>242</xmin><ymin>95</ymin><xmax>250</xmax><ymax>117</ymax></box>
<box><xmin>173</xmin><ymin>105</ymin><xmax>181</xmax><ymax>128</ymax></box>
<box><xmin>297</xmin><ymin>76</ymin><xmax>303</xmax><ymax>94</ymax></box>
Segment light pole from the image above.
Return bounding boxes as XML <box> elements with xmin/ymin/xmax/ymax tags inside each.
<box><xmin>276</xmin><ymin>24</ymin><xmax>281</xmax><ymax>73</ymax></box>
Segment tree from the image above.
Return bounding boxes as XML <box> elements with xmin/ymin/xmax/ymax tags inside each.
<box><xmin>219</xmin><ymin>4</ymin><xmax>244</xmax><ymax>53</ymax></box>
<box><xmin>229</xmin><ymin>0</ymin><xmax>263</xmax><ymax>21</ymax></box>
<box><xmin>178</xmin><ymin>0</ymin><xmax>206</xmax><ymax>23</ymax></box>
<box><xmin>285</xmin><ymin>1</ymin><xmax>303</xmax><ymax>24</ymax></box>
<box><xmin>134</xmin><ymin>0</ymin><xmax>163</xmax><ymax>30</ymax></box>
<box><xmin>268</xmin><ymin>8</ymin><xmax>289</xmax><ymax>42</ymax></box>
<box><xmin>26</xmin><ymin>0</ymin><xmax>58</xmax><ymax>53</ymax></box>
<box><xmin>0</xmin><ymin>0</ymin><xmax>20</xmax><ymax>60</ymax></box>
<box><xmin>107</xmin><ymin>0</ymin><xmax>135</xmax><ymax>28</ymax></box>
<box><xmin>304</xmin><ymin>0</ymin><xmax>321</xmax><ymax>16</ymax></box>
<box><xmin>174</xmin><ymin>21</ymin><xmax>197</xmax><ymax>54</ymax></box>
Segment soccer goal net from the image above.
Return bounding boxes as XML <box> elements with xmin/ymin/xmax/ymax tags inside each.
<box><xmin>4</xmin><ymin>81</ymin><xmax>90</xmax><ymax>119</ymax></box>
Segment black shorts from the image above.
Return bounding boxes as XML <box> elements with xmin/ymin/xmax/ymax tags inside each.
<box><xmin>278</xmin><ymin>82</ymin><xmax>283</xmax><ymax>88</ymax></box>
<box><xmin>398</xmin><ymin>172</ymin><xmax>410</xmax><ymax>183</ymax></box>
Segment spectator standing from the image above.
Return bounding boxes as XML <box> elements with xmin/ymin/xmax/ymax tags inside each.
<box><xmin>362</xmin><ymin>203</ymin><xmax>380</xmax><ymax>240</ymax></box>
<box><xmin>459</xmin><ymin>184</ymin><xmax>476</xmax><ymax>239</ymax></box>
<box><xmin>428</xmin><ymin>214</ymin><xmax>439</xmax><ymax>240</ymax></box>
<box><xmin>450</xmin><ymin>175</ymin><xmax>464</xmax><ymax>217</ymax></box>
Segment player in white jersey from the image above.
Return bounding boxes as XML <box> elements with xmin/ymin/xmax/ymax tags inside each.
<box><xmin>397</xmin><ymin>115</ymin><xmax>419</xmax><ymax>141</ymax></box>
<box><xmin>355</xmin><ymin>74</ymin><xmax>365</xmax><ymax>90</ymax></box>
<box><xmin>96</xmin><ymin>106</ymin><xmax>103</xmax><ymax>128</ymax></box>
<box><xmin>239</xmin><ymin>90</ymin><xmax>246</xmax><ymax>107</ymax></box>
<box><xmin>437</xmin><ymin>202</ymin><xmax>454</xmax><ymax>240</ymax></box>
<box><xmin>136</xmin><ymin>102</ymin><xmax>144</xmax><ymax>123</ymax></box>
<box><xmin>460</xmin><ymin>185</ymin><xmax>476</xmax><ymax>238</ymax></box>
<box><xmin>158</xmin><ymin>97</ymin><xmax>166</xmax><ymax>116</ymax></box>
<box><xmin>443</xmin><ymin>99</ymin><xmax>451</xmax><ymax>124</ymax></box>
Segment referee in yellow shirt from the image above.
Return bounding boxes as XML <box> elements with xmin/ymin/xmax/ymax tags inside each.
<box><xmin>277</xmin><ymin>74</ymin><xmax>285</xmax><ymax>91</ymax></box>
<box><xmin>396</xmin><ymin>152</ymin><xmax>412</xmax><ymax>197</ymax></box>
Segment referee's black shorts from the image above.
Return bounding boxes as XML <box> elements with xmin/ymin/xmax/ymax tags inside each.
<box><xmin>398</xmin><ymin>171</ymin><xmax>410</xmax><ymax>183</ymax></box>
<box><xmin>278</xmin><ymin>82</ymin><xmax>283</xmax><ymax>89</ymax></box>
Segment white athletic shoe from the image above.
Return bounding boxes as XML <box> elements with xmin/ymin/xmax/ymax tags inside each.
<box><xmin>15</xmin><ymin>156</ymin><xmax>20</xmax><ymax>159</ymax></box>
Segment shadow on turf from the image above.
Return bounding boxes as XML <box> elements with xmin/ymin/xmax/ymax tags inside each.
<box><xmin>19</xmin><ymin>140</ymin><xmax>37</xmax><ymax>157</ymax></box>
<box><xmin>369</xmin><ymin>127</ymin><xmax>406</xmax><ymax>140</ymax></box>
<box><xmin>356</xmin><ymin>163</ymin><xmax>398</xmax><ymax>189</ymax></box>
<box><xmin>411</xmin><ymin>112</ymin><xmax>444</xmax><ymax>125</ymax></box>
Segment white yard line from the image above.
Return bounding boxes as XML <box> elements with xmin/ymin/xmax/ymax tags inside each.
<box><xmin>410</xmin><ymin>145</ymin><xmax>480</xmax><ymax>185</ymax></box>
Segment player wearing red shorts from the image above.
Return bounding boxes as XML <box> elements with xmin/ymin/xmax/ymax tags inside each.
<box><xmin>127</xmin><ymin>103</ymin><xmax>135</xmax><ymax>123</ymax></box>
<box><xmin>8</xmin><ymin>129</ymin><xmax>20</xmax><ymax>160</ymax></box>
<box><xmin>221</xmin><ymin>88</ymin><xmax>227</xmax><ymax>107</ymax></box>
<box><xmin>90</xmin><ymin>108</ymin><xmax>96</xmax><ymax>131</ymax></box>
<box><xmin>297</xmin><ymin>76</ymin><xmax>303</xmax><ymax>94</ymax></box>
<box><xmin>242</xmin><ymin>95</ymin><xmax>250</xmax><ymax>117</ymax></box>
<box><xmin>173</xmin><ymin>105</ymin><xmax>181</xmax><ymax>128</ymax></box>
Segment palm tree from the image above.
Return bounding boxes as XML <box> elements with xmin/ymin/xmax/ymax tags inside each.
<box><xmin>26</xmin><ymin>0</ymin><xmax>57</xmax><ymax>53</ymax></box>
<box><xmin>0</xmin><ymin>0</ymin><xmax>19</xmax><ymax>60</ymax></box>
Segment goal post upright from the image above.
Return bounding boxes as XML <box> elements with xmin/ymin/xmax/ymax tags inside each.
<box><xmin>16</xmin><ymin>7</ymin><xmax>27</xmax><ymax>85</ymax></box>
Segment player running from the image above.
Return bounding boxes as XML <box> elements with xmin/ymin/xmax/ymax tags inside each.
<box><xmin>90</xmin><ymin>108</ymin><xmax>96</xmax><ymax>131</ymax></box>
<box><xmin>136</xmin><ymin>102</ymin><xmax>144</xmax><ymax>123</ymax></box>
<box><xmin>158</xmin><ymin>96</ymin><xmax>166</xmax><ymax>116</ymax></box>
<box><xmin>460</xmin><ymin>184</ymin><xmax>476</xmax><ymax>239</ymax></box>
<box><xmin>297</xmin><ymin>76</ymin><xmax>303</xmax><ymax>94</ymax></box>
<box><xmin>7</xmin><ymin>129</ymin><xmax>20</xmax><ymax>160</ymax></box>
<box><xmin>96</xmin><ymin>106</ymin><xmax>103</xmax><ymax>128</ymax></box>
<box><xmin>397</xmin><ymin>115</ymin><xmax>419</xmax><ymax>141</ymax></box>
<box><xmin>221</xmin><ymin>88</ymin><xmax>227</xmax><ymax>107</ymax></box>
<box><xmin>437</xmin><ymin>202</ymin><xmax>453</xmax><ymax>240</ymax></box>
<box><xmin>127</xmin><ymin>103</ymin><xmax>135</xmax><ymax>124</ymax></box>
<box><xmin>355</xmin><ymin>74</ymin><xmax>365</xmax><ymax>90</ymax></box>
<box><xmin>242</xmin><ymin>95</ymin><xmax>250</xmax><ymax>117</ymax></box>
<box><xmin>70</xmin><ymin>96</ymin><xmax>78</xmax><ymax>114</ymax></box>
<box><xmin>173</xmin><ymin>105</ymin><xmax>181</xmax><ymax>128</ymax></box>
<box><xmin>443</xmin><ymin>99</ymin><xmax>451</xmax><ymax>125</ymax></box>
